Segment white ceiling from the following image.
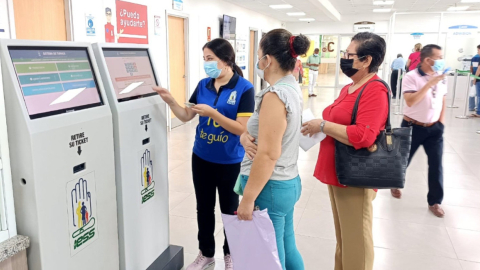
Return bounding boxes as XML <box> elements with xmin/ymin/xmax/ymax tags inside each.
<box><xmin>223</xmin><ymin>0</ymin><xmax>480</xmax><ymax>22</ymax></box>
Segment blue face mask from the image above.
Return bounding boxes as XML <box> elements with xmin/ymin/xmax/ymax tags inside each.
<box><xmin>431</xmin><ymin>59</ymin><xmax>445</xmax><ymax>72</ymax></box>
<box><xmin>204</xmin><ymin>61</ymin><xmax>222</xmax><ymax>79</ymax></box>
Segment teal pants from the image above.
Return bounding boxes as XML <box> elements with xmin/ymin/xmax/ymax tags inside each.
<box><xmin>240</xmin><ymin>175</ymin><xmax>305</xmax><ymax>270</ymax></box>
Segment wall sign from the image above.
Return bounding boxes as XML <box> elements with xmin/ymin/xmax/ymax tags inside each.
<box><xmin>85</xmin><ymin>14</ymin><xmax>96</xmax><ymax>36</ymax></box>
<box><xmin>411</xmin><ymin>33</ymin><xmax>424</xmax><ymax>40</ymax></box>
<box><xmin>207</xmin><ymin>27</ymin><xmax>211</xmax><ymax>42</ymax></box>
<box><xmin>116</xmin><ymin>1</ymin><xmax>149</xmax><ymax>44</ymax></box>
<box><xmin>353</xmin><ymin>21</ymin><xmax>375</xmax><ymax>33</ymax></box>
<box><xmin>173</xmin><ymin>0</ymin><xmax>183</xmax><ymax>11</ymax></box>
<box><xmin>154</xmin><ymin>15</ymin><xmax>161</xmax><ymax>36</ymax></box>
<box><xmin>448</xmin><ymin>25</ymin><xmax>478</xmax><ymax>37</ymax></box>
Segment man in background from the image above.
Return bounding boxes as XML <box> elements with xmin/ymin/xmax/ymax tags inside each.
<box><xmin>391</xmin><ymin>44</ymin><xmax>447</xmax><ymax>218</ymax></box>
<box><xmin>307</xmin><ymin>48</ymin><xmax>320</xmax><ymax>97</ymax></box>
<box><xmin>390</xmin><ymin>53</ymin><xmax>406</xmax><ymax>98</ymax></box>
<box><xmin>469</xmin><ymin>45</ymin><xmax>480</xmax><ymax>117</ymax></box>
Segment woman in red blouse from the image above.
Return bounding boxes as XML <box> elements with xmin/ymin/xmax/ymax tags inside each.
<box><xmin>302</xmin><ymin>32</ymin><xmax>388</xmax><ymax>270</ymax></box>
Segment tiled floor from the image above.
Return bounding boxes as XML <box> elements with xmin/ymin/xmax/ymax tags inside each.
<box><xmin>168</xmin><ymin>86</ymin><xmax>480</xmax><ymax>270</ymax></box>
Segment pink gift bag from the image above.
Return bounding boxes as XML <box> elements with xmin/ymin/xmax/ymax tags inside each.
<box><xmin>222</xmin><ymin>209</ymin><xmax>283</xmax><ymax>270</ymax></box>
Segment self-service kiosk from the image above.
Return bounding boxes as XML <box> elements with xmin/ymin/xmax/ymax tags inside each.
<box><xmin>0</xmin><ymin>39</ymin><xmax>119</xmax><ymax>270</ymax></box>
<box><xmin>92</xmin><ymin>43</ymin><xmax>183</xmax><ymax>270</ymax></box>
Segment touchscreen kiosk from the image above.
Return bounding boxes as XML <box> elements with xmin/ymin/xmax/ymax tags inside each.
<box><xmin>92</xmin><ymin>43</ymin><xmax>181</xmax><ymax>270</ymax></box>
<box><xmin>0</xmin><ymin>40</ymin><xmax>119</xmax><ymax>270</ymax></box>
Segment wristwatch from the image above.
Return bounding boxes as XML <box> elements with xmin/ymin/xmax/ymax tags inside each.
<box><xmin>320</xmin><ymin>121</ymin><xmax>327</xmax><ymax>133</ymax></box>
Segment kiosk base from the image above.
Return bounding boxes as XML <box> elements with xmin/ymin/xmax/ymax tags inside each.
<box><xmin>147</xmin><ymin>245</ymin><xmax>184</xmax><ymax>270</ymax></box>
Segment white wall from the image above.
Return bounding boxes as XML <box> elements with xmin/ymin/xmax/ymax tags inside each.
<box><xmin>71</xmin><ymin>0</ymin><xmax>281</xmax><ymax>99</ymax></box>
<box><xmin>287</xmin><ymin>21</ymin><xmax>389</xmax><ymax>35</ymax></box>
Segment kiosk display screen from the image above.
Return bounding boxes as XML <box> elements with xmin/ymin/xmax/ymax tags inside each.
<box><xmin>102</xmin><ymin>48</ymin><xmax>158</xmax><ymax>102</ymax></box>
<box><xmin>9</xmin><ymin>47</ymin><xmax>104</xmax><ymax>119</ymax></box>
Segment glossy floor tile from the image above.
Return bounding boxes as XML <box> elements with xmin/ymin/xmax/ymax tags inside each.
<box><xmin>167</xmin><ymin>85</ymin><xmax>480</xmax><ymax>269</ymax></box>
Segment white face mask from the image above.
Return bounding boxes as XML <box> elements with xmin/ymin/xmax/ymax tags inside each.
<box><xmin>255</xmin><ymin>55</ymin><xmax>270</xmax><ymax>80</ymax></box>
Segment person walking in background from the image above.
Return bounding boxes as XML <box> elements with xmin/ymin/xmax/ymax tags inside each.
<box><xmin>406</xmin><ymin>43</ymin><xmax>422</xmax><ymax>71</ymax></box>
<box><xmin>293</xmin><ymin>57</ymin><xmax>304</xmax><ymax>83</ymax></box>
<box><xmin>307</xmin><ymin>48</ymin><xmax>320</xmax><ymax>97</ymax></box>
<box><xmin>391</xmin><ymin>53</ymin><xmax>406</xmax><ymax>98</ymax></box>
<box><xmin>390</xmin><ymin>44</ymin><xmax>448</xmax><ymax>218</ymax></box>
<box><xmin>468</xmin><ymin>45</ymin><xmax>480</xmax><ymax>117</ymax></box>
<box><xmin>237</xmin><ymin>29</ymin><xmax>310</xmax><ymax>270</ymax></box>
<box><xmin>301</xmin><ymin>32</ymin><xmax>388</xmax><ymax>270</ymax></box>
<box><xmin>153</xmin><ymin>38</ymin><xmax>255</xmax><ymax>270</ymax></box>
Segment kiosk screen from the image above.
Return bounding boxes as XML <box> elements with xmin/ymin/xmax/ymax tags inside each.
<box><xmin>9</xmin><ymin>47</ymin><xmax>104</xmax><ymax>119</ymax></box>
<box><xmin>102</xmin><ymin>48</ymin><xmax>158</xmax><ymax>102</ymax></box>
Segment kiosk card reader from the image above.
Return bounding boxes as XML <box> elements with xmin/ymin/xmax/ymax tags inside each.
<box><xmin>92</xmin><ymin>43</ymin><xmax>182</xmax><ymax>270</ymax></box>
<box><xmin>0</xmin><ymin>40</ymin><xmax>119</xmax><ymax>270</ymax></box>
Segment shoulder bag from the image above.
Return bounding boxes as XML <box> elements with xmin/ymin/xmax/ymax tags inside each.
<box><xmin>335</xmin><ymin>79</ymin><xmax>412</xmax><ymax>189</ymax></box>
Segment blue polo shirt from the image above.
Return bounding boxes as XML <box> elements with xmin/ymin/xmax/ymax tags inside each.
<box><xmin>189</xmin><ymin>72</ymin><xmax>255</xmax><ymax>164</ymax></box>
<box><xmin>471</xmin><ymin>54</ymin><xmax>480</xmax><ymax>75</ymax></box>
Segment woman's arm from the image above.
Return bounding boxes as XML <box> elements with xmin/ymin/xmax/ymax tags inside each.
<box><xmin>406</xmin><ymin>59</ymin><xmax>411</xmax><ymax>70</ymax></box>
<box><xmin>237</xmin><ymin>92</ymin><xmax>287</xmax><ymax>220</ymax></box>
<box><xmin>207</xmin><ymin>110</ymin><xmax>249</xmax><ymax>136</ymax></box>
<box><xmin>153</xmin><ymin>87</ymin><xmax>196</xmax><ymax>122</ymax></box>
<box><xmin>302</xmin><ymin>85</ymin><xmax>389</xmax><ymax>149</ymax></box>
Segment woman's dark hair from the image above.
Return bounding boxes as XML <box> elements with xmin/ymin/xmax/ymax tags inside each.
<box><xmin>351</xmin><ymin>32</ymin><xmax>386</xmax><ymax>73</ymax></box>
<box><xmin>203</xmin><ymin>38</ymin><xmax>243</xmax><ymax>77</ymax></box>
<box><xmin>260</xmin><ymin>29</ymin><xmax>310</xmax><ymax>72</ymax></box>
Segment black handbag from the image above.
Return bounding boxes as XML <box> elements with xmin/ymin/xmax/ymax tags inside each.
<box><xmin>335</xmin><ymin>79</ymin><xmax>412</xmax><ymax>189</ymax></box>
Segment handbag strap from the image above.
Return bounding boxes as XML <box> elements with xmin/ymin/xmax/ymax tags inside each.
<box><xmin>350</xmin><ymin>79</ymin><xmax>392</xmax><ymax>133</ymax></box>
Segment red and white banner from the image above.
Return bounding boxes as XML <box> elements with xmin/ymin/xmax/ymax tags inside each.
<box><xmin>116</xmin><ymin>0</ymin><xmax>148</xmax><ymax>44</ymax></box>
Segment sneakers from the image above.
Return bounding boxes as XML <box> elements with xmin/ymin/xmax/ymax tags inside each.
<box><xmin>225</xmin><ymin>254</ymin><xmax>233</xmax><ymax>270</ymax></box>
<box><xmin>186</xmin><ymin>251</ymin><xmax>215</xmax><ymax>270</ymax></box>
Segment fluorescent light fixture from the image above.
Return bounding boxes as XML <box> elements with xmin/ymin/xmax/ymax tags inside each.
<box><xmin>447</xmin><ymin>6</ymin><xmax>470</xmax><ymax>11</ymax></box>
<box><xmin>287</xmin><ymin>12</ymin><xmax>306</xmax><ymax>16</ymax></box>
<box><xmin>460</xmin><ymin>0</ymin><xmax>480</xmax><ymax>3</ymax></box>
<box><xmin>269</xmin><ymin>4</ymin><xmax>293</xmax><ymax>9</ymax></box>
<box><xmin>119</xmin><ymin>81</ymin><xmax>144</xmax><ymax>94</ymax></box>
<box><xmin>373</xmin><ymin>8</ymin><xmax>392</xmax><ymax>12</ymax></box>
<box><xmin>299</xmin><ymin>18</ymin><xmax>315</xmax><ymax>21</ymax></box>
<box><xmin>50</xmin><ymin>87</ymin><xmax>86</xmax><ymax>105</ymax></box>
<box><xmin>373</xmin><ymin>1</ymin><xmax>395</xmax><ymax>5</ymax></box>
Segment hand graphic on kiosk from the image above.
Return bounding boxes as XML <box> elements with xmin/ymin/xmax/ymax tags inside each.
<box><xmin>71</xmin><ymin>178</ymin><xmax>92</xmax><ymax>228</ymax></box>
<box><xmin>141</xmin><ymin>149</ymin><xmax>153</xmax><ymax>188</ymax></box>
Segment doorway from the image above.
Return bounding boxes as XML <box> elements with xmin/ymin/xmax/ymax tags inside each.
<box><xmin>13</xmin><ymin>0</ymin><xmax>67</xmax><ymax>40</ymax></box>
<box><xmin>167</xmin><ymin>15</ymin><xmax>188</xmax><ymax>128</ymax></box>
<box><xmin>249</xmin><ymin>30</ymin><xmax>258</xmax><ymax>89</ymax></box>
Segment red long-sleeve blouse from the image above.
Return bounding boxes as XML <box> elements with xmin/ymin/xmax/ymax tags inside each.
<box><xmin>314</xmin><ymin>75</ymin><xmax>389</xmax><ymax>187</ymax></box>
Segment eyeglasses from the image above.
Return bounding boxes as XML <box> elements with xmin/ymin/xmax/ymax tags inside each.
<box><xmin>341</xmin><ymin>51</ymin><xmax>366</xmax><ymax>60</ymax></box>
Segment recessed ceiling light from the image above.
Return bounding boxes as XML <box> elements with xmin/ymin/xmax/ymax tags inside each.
<box><xmin>269</xmin><ymin>4</ymin><xmax>293</xmax><ymax>9</ymax></box>
<box><xmin>447</xmin><ymin>6</ymin><xmax>470</xmax><ymax>11</ymax></box>
<box><xmin>299</xmin><ymin>18</ymin><xmax>315</xmax><ymax>21</ymax></box>
<box><xmin>287</xmin><ymin>12</ymin><xmax>306</xmax><ymax>16</ymax></box>
<box><xmin>373</xmin><ymin>1</ymin><xmax>395</xmax><ymax>5</ymax></box>
<box><xmin>373</xmin><ymin>8</ymin><xmax>392</xmax><ymax>12</ymax></box>
<box><xmin>460</xmin><ymin>0</ymin><xmax>480</xmax><ymax>3</ymax></box>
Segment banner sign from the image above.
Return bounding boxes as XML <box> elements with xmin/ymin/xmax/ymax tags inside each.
<box><xmin>116</xmin><ymin>1</ymin><xmax>148</xmax><ymax>44</ymax></box>
<box><xmin>448</xmin><ymin>25</ymin><xmax>478</xmax><ymax>37</ymax></box>
<box><xmin>353</xmin><ymin>21</ymin><xmax>375</xmax><ymax>33</ymax></box>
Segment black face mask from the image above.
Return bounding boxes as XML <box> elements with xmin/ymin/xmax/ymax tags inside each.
<box><xmin>340</xmin><ymin>58</ymin><xmax>360</xmax><ymax>77</ymax></box>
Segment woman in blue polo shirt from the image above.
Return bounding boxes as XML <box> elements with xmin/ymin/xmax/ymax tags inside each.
<box><xmin>153</xmin><ymin>38</ymin><xmax>255</xmax><ymax>270</ymax></box>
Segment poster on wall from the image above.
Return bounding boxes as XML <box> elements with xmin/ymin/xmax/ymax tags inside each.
<box><xmin>353</xmin><ymin>21</ymin><xmax>375</xmax><ymax>33</ymax></box>
<box><xmin>173</xmin><ymin>0</ymin><xmax>183</xmax><ymax>11</ymax></box>
<box><xmin>116</xmin><ymin>1</ymin><xmax>149</xmax><ymax>44</ymax></box>
<box><xmin>236</xmin><ymin>35</ymin><xmax>247</xmax><ymax>70</ymax></box>
<box><xmin>85</xmin><ymin>14</ymin><xmax>96</xmax><ymax>37</ymax></box>
<box><xmin>104</xmin><ymin>5</ymin><xmax>117</xmax><ymax>43</ymax></box>
<box><xmin>154</xmin><ymin>15</ymin><xmax>161</xmax><ymax>36</ymax></box>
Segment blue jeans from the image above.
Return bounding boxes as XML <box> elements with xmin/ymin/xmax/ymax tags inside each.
<box><xmin>468</xmin><ymin>82</ymin><xmax>480</xmax><ymax>114</ymax></box>
<box><xmin>240</xmin><ymin>175</ymin><xmax>305</xmax><ymax>270</ymax></box>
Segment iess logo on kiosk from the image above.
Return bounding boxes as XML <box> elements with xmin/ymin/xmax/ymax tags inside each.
<box><xmin>140</xmin><ymin>148</ymin><xmax>155</xmax><ymax>204</ymax></box>
<box><xmin>66</xmin><ymin>173</ymin><xmax>99</xmax><ymax>256</ymax></box>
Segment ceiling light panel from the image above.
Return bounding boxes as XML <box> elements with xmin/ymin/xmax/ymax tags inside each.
<box><xmin>269</xmin><ymin>4</ymin><xmax>293</xmax><ymax>9</ymax></box>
